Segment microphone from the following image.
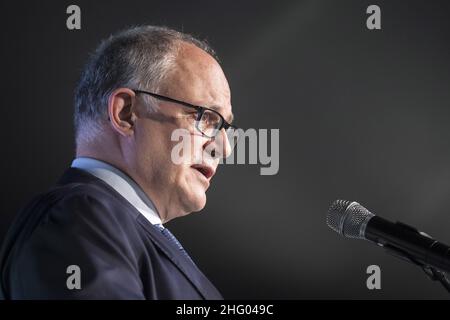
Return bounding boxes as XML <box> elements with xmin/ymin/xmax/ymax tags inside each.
<box><xmin>326</xmin><ymin>200</ymin><xmax>450</xmax><ymax>273</ymax></box>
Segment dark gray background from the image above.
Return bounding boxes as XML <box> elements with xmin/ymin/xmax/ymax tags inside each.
<box><xmin>1</xmin><ymin>0</ymin><xmax>450</xmax><ymax>299</ymax></box>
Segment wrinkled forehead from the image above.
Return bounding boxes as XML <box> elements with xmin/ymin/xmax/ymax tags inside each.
<box><xmin>162</xmin><ymin>43</ymin><xmax>233</xmax><ymax>120</ymax></box>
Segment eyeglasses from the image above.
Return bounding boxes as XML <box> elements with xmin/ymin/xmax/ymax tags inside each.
<box><xmin>133</xmin><ymin>89</ymin><xmax>239</xmax><ymax>153</ymax></box>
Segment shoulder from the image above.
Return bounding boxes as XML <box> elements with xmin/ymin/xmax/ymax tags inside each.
<box><xmin>6</xmin><ymin>181</ymin><xmax>146</xmax><ymax>270</ymax></box>
<box><xmin>12</xmin><ymin>181</ymin><xmax>141</xmax><ymax>247</ymax></box>
<box><xmin>45</xmin><ymin>182</ymin><xmax>139</xmax><ymax>229</ymax></box>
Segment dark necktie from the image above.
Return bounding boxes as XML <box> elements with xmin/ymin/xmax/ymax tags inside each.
<box><xmin>155</xmin><ymin>224</ymin><xmax>196</xmax><ymax>265</ymax></box>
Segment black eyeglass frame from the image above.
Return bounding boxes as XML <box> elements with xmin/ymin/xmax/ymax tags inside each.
<box><xmin>133</xmin><ymin>89</ymin><xmax>237</xmax><ymax>139</ymax></box>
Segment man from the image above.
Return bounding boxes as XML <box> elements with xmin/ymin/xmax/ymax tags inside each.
<box><xmin>0</xmin><ymin>25</ymin><xmax>236</xmax><ymax>299</ymax></box>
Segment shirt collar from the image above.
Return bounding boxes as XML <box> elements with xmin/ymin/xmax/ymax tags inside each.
<box><xmin>71</xmin><ymin>157</ymin><xmax>162</xmax><ymax>225</ymax></box>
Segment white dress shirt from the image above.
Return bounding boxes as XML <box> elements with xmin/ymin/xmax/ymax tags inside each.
<box><xmin>71</xmin><ymin>157</ymin><xmax>163</xmax><ymax>226</ymax></box>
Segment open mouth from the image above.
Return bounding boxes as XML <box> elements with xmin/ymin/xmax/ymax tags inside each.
<box><xmin>191</xmin><ymin>164</ymin><xmax>215</xmax><ymax>180</ymax></box>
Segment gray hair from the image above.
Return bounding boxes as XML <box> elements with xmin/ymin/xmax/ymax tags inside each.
<box><xmin>74</xmin><ymin>25</ymin><xmax>218</xmax><ymax>145</ymax></box>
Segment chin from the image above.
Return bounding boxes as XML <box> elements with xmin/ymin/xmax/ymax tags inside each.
<box><xmin>182</xmin><ymin>189</ymin><xmax>207</xmax><ymax>213</ymax></box>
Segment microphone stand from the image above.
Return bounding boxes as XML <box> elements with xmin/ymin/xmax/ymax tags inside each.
<box><xmin>383</xmin><ymin>244</ymin><xmax>450</xmax><ymax>294</ymax></box>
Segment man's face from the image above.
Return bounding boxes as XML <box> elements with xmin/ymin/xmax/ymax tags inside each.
<box><xmin>131</xmin><ymin>43</ymin><xmax>233</xmax><ymax>222</ymax></box>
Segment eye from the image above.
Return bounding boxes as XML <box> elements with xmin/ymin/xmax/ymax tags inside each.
<box><xmin>202</xmin><ymin>111</ymin><xmax>220</xmax><ymax>125</ymax></box>
<box><xmin>202</xmin><ymin>112</ymin><xmax>212</xmax><ymax>123</ymax></box>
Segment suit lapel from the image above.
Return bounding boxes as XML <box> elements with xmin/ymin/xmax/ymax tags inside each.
<box><xmin>136</xmin><ymin>214</ymin><xmax>221</xmax><ymax>299</ymax></box>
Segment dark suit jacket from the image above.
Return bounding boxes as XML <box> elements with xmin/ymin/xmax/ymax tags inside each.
<box><xmin>0</xmin><ymin>168</ymin><xmax>223</xmax><ymax>299</ymax></box>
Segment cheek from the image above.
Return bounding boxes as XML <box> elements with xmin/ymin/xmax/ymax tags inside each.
<box><xmin>137</xmin><ymin>124</ymin><xmax>178</xmax><ymax>162</ymax></box>
<box><xmin>134</xmin><ymin>122</ymin><xmax>205</xmax><ymax>187</ymax></box>
<box><xmin>169</xmin><ymin>131</ymin><xmax>207</xmax><ymax>165</ymax></box>
<box><xmin>174</xmin><ymin>164</ymin><xmax>193</xmax><ymax>187</ymax></box>
<box><xmin>190</xmin><ymin>135</ymin><xmax>208</xmax><ymax>162</ymax></box>
<box><xmin>133</xmin><ymin>125</ymin><xmax>175</xmax><ymax>182</ymax></box>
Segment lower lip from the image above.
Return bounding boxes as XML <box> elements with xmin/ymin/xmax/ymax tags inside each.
<box><xmin>192</xmin><ymin>168</ymin><xmax>210</xmax><ymax>187</ymax></box>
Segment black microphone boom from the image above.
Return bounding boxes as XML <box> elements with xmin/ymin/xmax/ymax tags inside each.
<box><xmin>326</xmin><ymin>200</ymin><xmax>450</xmax><ymax>274</ymax></box>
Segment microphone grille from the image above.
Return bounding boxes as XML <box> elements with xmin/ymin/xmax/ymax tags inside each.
<box><xmin>326</xmin><ymin>200</ymin><xmax>352</xmax><ymax>234</ymax></box>
<box><xmin>326</xmin><ymin>200</ymin><xmax>374</xmax><ymax>239</ymax></box>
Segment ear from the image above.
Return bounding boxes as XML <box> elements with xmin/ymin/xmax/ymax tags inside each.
<box><xmin>107</xmin><ymin>88</ymin><xmax>137</xmax><ymax>137</ymax></box>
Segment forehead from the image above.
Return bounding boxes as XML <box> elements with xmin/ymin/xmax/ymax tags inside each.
<box><xmin>162</xmin><ymin>43</ymin><xmax>233</xmax><ymax>121</ymax></box>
